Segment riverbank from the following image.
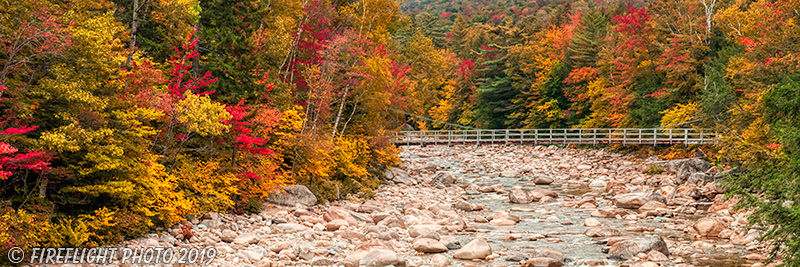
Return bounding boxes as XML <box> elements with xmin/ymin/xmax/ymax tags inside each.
<box><xmin>82</xmin><ymin>144</ymin><xmax>773</xmax><ymax>267</ymax></box>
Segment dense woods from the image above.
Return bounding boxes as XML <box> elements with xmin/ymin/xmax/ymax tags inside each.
<box><xmin>1</xmin><ymin>0</ymin><xmax>799</xmax><ymax>264</ymax></box>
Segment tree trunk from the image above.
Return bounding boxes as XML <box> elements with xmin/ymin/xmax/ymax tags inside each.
<box><xmin>332</xmin><ymin>87</ymin><xmax>350</xmax><ymax>138</ymax></box>
<box><xmin>192</xmin><ymin>21</ymin><xmax>201</xmax><ymax>78</ymax></box>
<box><xmin>126</xmin><ymin>0</ymin><xmax>142</xmax><ymax>67</ymax></box>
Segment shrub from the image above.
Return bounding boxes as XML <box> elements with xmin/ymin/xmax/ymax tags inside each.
<box><xmin>645</xmin><ymin>164</ymin><xmax>665</xmax><ymax>175</ymax></box>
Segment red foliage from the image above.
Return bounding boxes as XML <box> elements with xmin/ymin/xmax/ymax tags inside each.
<box><xmin>491</xmin><ymin>13</ymin><xmax>506</xmax><ymax>24</ymax></box>
<box><xmin>0</xmin><ymin>127</ymin><xmax>51</xmax><ymax>180</ymax></box>
<box><xmin>0</xmin><ymin>4</ymin><xmax>72</xmax><ymax>92</ymax></box>
<box><xmin>167</xmin><ymin>29</ymin><xmax>217</xmax><ymax>98</ymax></box>
<box><xmin>284</xmin><ymin>0</ymin><xmax>339</xmax><ymax>89</ymax></box>
<box><xmin>237</xmin><ymin>172</ymin><xmax>261</xmax><ymax>180</ymax></box>
<box><xmin>1</xmin><ymin>126</ymin><xmax>37</xmax><ymax>135</ymax></box>
<box><xmin>738</xmin><ymin>37</ymin><xmax>757</xmax><ymax>50</ymax></box>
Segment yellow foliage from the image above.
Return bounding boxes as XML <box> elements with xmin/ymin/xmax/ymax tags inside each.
<box><xmin>0</xmin><ymin>207</ymin><xmax>50</xmax><ymax>249</ymax></box>
<box><xmin>660</xmin><ymin>102</ymin><xmax>697</xmax><ymax>128</ymax></box>
<box><xmin>64</xmin><ymin>154</ymin><xmax>193</xmax><ymax>228</ymax></box>
<box><xmin>331</xmin><ymin>137</ymin><xmax>370</xmax><ymax>178</ymax></box>
<box><xmin>174</xmin><ymin>158</ymin><xmax>239</xmax><ymax>213</ymax></box>
<box><xmin>175</xmin><ymin>91</ymin><xmax>232</xmax><ymax>136</ymax></box>
<box><xmin>429</xmin><ymin>82</ymin><xmax>456</xmax><ymax>126</ymax></box>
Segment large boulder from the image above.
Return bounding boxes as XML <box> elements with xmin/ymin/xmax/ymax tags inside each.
<box><xmin>528</xmin><ymin>188</ymin><xmax>558</xmax><ymax>201</ymax></box>
<box><xmin>323</xmin><ymin>207</ymin><xmax>358</xmax><ymax>225</ymax></box>
<box><xmin>533</xmin><ymin>176</ymin><xmax>554</xmax><ymax>185</ymax></box>
<box><xmin>454</xmin><ymin>199</ymin><xmax>479</xmax><ymax>211</ymax></box>
<box><xmin>693</xmin><ymin>217</ymin><xmax>729</xmax><ymax>237</ymax></box>
<box><xmin>266</xmin><ymin>185</ymin><xmax>317</xmax><ymax>206</ymax></box>
<box><xmin>509</xmin><ymin>189</ymin><xmax>533</xmax><ymax>204</ymax></box>
<box><xmin>359</xmin><ymin>249</ymin><xmax>406</xmax><ymax>267</ymax></box>
<box><xmin>584</xmin><ymin>227</ymin><xmax>625</xmax><ymax>237</ymax></box>
<box><xmin>673</xmin><ymin>158</ymin><xmax>712</xmax><ymax>183</ymax></box>
<box><xmin>613</xmin><ymin>191</ymin><xmax>665</xmax><ymax>209</ymax></box>
<box><xmin>431</xmin><ymin>172</ymin><xmax>456</xmax><ymax>186</ymax></box>
<box><xmin>501</xmin><ymin>169</ymin><xmax>520</xmax><ymax>178</ymax></box>
<box><xmin>529</xmin><ymin>249</ymin><xmax>568</xmax><ymax>263</ymax></box>
<box><xmin>687</xmin><ymin>172</ymin><xmax>718</xmax><ymax>185</ymax></box>
<box><xmin>608</xmin><ymin>236</ymin><xmax>669</xmax><ymax>260</ymax></box>
<box><xmin>412</xmin><ymin>238</ymin><xmax>448</xmax><ymax>253</ymax></box>
<box><xmin>385</xmin><ymin>167</ymin><xmax>416</xmax><ymax>185</ymax></box>
<box><xmin>453</xmin><ymin>238</ymin><xmax>492</xmax><ymax>260</ymax></box>
<box><xmin>408</xmin><ymin>224</ymin><xmax>444</xmax><ymax>238</ymax></box>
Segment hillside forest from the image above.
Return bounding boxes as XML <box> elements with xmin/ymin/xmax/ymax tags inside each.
<box><xmin>1</xmin><ymin>0</ymin><xmax>800</xmax><ymax>264</ymax></box>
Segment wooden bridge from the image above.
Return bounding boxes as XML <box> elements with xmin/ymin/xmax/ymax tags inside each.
<box><xmin>392</xmin><ymin>128</ymin><xmax>716</xmax><ymax>146</ymax></box>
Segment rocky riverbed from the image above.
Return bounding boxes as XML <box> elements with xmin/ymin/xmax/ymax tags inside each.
<box><xmin>99</xmin><ymin>145</ymin><xmax>776</xmax><ymax>267</ymax></box>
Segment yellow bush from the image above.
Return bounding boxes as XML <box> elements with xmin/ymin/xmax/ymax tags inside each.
<box><xmin>174</xmin><ymin>157</ymin><xmax>239</xmax><ymax>214</ymax></box>
<box><xmin>660</xmin><ymin>102</ymin><xmax>697</xmax><ymax>128</ymax></box>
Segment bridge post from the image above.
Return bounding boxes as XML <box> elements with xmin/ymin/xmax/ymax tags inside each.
<box><xmin>700</xmin><ymin>130</ymin><xmax>704</xmax><ymax>144</ymax></box>
<box><xmin>623</xmin><ymin>129</ymin><xmax>627</xmax><ymax>146</ymax></box>
<box><xmin>476</xmin><ymin>130</ymin><xmax>480</xmax><ymax>147</ymax></box>
<box><xmin>684</xmin><ymin>129</ymin><xmax>688</xmax><ymax>146</ymax></box>
<box><xmin>653</xmin><ymin>128</ymin><xmax>657</xmax><ymax>146</ymax></box>
<box><xmin>504</xmin><ymin>130</ymin><xmax>508</xmax><ymax>145</ymax></box>
<box><xmin>448</xmin><ymin>130</ymin><xmax>452</xmax><ymax>147</ymax></box>
<box><xmin>637</xmin><ymin>129</ymin><xmax>641</xmax><ymax>145</ymax></box>
<box><xmin>669</xmin><ymin>128</ymin><xmax>673</xmax><ymax>145</ymax></box>
<box><xmin>593</xmin><ymin>129</ymin><xmax>597</xmax><ymax>146</ymax></box>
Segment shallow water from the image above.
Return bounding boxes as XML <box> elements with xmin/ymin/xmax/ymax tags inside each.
<box><xmin>404</xmin><ymin>146</ymin><xmax>750</xmax><ymax>267</ymax></box>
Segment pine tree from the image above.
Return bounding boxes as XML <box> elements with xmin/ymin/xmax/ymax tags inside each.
<box><xmin>567</xmin><ymin>10</ymin><xmax>607</xmax><ymax>68</ymax></box>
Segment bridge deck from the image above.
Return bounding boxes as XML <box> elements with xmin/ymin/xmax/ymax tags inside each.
<box><xmin>392</xmin><ymin>128</ymin><xmax>716</xmax><ymax>146</ymax></box>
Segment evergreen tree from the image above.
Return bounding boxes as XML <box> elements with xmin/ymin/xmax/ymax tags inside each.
<box><xmin>567</xmin><ymin>9</ymin><xmax>607</xmax><ymax>68</ymax></box>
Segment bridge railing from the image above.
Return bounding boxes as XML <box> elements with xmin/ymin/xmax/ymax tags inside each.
<box><xmin>392</xmin><ymin>128</ymin><xmax>716</xmax><ymax>146</ymax></box>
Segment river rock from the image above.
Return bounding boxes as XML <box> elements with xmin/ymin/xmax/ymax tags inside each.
<box><xmin>325</xmin><ymin>219</ymin><xmax>349</xmax><ymax>231</ymax></box>
<box><xmin>385</xmin><ymin>167</ymin><xmax>415</xmax><ymax>185</ymax></box>
<box><xmin>638</xmin><ymin>200</ymin><xmax>667</xmax><ymax>211</ymax></box>
<box><xmin>310</xmin><ymin>256</ymin><xmax>334</xmax><ymax>266</ymax></box>
<box><xmin>687</xmin><ymin>172</ymin><xmax>717</xmax><ymax>185</ymax></box>
<box><xmin>584</xmin><ymin>227</ymin><xmax>624</xmax><ymax>237</ymax></box>
<box><xmin>521</xmin><ymin>257</ymin><xmax>564</xmax><ymax>267</ymax></box>
<box><xmin>412</xmin><ymin>238</ymin><xmax>448</xmax><ymax>253</ymax></box>
<box><xmin>408</xmin><ymin>224</ymin><xmax>443</xmax><ymax>238</ymax></box>
<box><xmin>673</xmin><ymin>158</ymin><xmax>712</xmax><ymax>182</ymax></box>
<box><xmin>529</xmin><ymin>249</ymin><xmax>567</xmax><ymax>262</ymax></box>
<box><xmin>274</xmin><ymin>223</ymin><xmax>310</xmax><ymax>233</ymax></box>
<box><xmin>693</xmin><ymin>217</ymin><xmax>729</xmax><ymax>237</ymax></box>
<box><xmin>608</xmin><ymin>236</ymin><xmax>669</xmax><ymax>260</ymax></box>
<box><xmin>501</xmin><ymin>169</ymin><xmax>520</xmax><ymax>178</ymax></box>
<box><xmin>360</xmin><ymin>249</ymin><xmax>406</xmax><ymax>267</ymax></box>
<box><xmin>266</xmin><ymin>185</ymin><xmax>317</xmax><ymax>206</ymax></box>
<box><xmin>323</xmin><ymin>207</ymin><xmax>357</xmax><ymax>225</ymax></box>
<box><xmin>584</xmin><ymin>218</ymin><xmax>602</xmax><ymax>227</ymax></box>
<box><xmin>528</xmin><ymin>188</ymin><xmax>558</xmax><ymax>201</ymax></box>
<box><xmin>430</xmin><ymin>254</ymin><xmax>450</xmax><ymax>266</ymax></box>
<box><xmin>454</xmin><ymin>199</ymin><xmax>478</xmax><ymax>211</ymax></box>
<box><xmin>453</xmin><ymin>238</ymin><xmax>492</xmax><ymax>260</ymax></box>
<box><xmin>647</xmin><ymin>250</ymin><xmax>668</xmax><ymax>261</ymax></box>
<box><xmin>509</xmin><ymin>188</ymin><xmax>533</xmax><ymax>203</ymax></box>
<box><xmin>431</xmin><ymin>172</ymin><xmax>456</xmax><ymax>186</ymax></box>
<box><xmin>589</xmin><ymin>180</ymin><xmax>607</xmax><ymax>189</ymax></box>
<box><xmin>233</xmin><ymin>233</ymin><xmax>258</xmax><ymax>245</ymax></box>
<box><xmin>534</xmin><ymin>176</ymin><xmax>554</xmax><ymax>185</ymax></box>
<box><xmin>240</xmin><ymin>250</ymin><xmax>263</xmax><ymax>262</ymax></box>
<box><xmin>613</xmin><ymin>191</ymin><xmax>665</xmax><ymax>209</ymax></box>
